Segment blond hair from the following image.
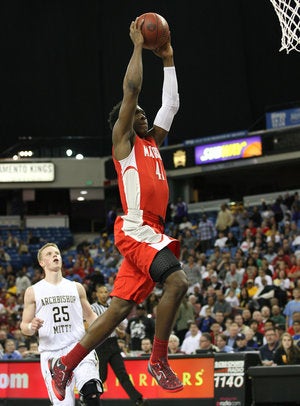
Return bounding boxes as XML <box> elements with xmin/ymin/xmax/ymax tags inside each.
<box><xmin>37</xmin><ymin>243</ymin><xmax>59</xmax><ymax>265</ymax></box>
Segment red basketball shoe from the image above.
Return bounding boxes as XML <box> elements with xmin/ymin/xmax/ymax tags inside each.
<box><xmin>148</xmin><ymin>358</ymin><xmax>183</xmax><ymax>392</ymax></box>
<box><xmin>48</xmin><ymin>357</ymin><xmax>73</xmax><ymax>401</ymax></box>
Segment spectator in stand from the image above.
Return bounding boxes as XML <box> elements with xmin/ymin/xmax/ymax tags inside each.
<box><xmin>273</xmin><ymin>267</ymin><xmax>291</xmax><ymax>293</ymax></box>
<box><xmin>234</xmin><ymin>314</ymin><xmax>250</xmax><ymax>335</ymax></box>
<box><xmin>0</xmin><ymin>248</ymin><xmax>11</xmax><ymax>263</ymax></box>
<box><xmin>197</xmin><ymin>214</ymin><xmax>216</xmax><ymax>252</ymax></box>
<box><xmin>200</xmin><ymin>295</ymin><xmax>216</xmax><ymax>319</ymax></box>
<box><xmin>188</xmin><ymin>294</ymin><xmax>201</xmax><ymax>319</ymax></box>
<box><xmin>287</xmin><ymin>256</ymin><xmax>300</xmax><ymax>281</ymax></box>
<box><xmin>249</xmin><ymin>206</ymin><xmax>262</xmax><ymax>228</ymax></box>
<box><xmin>196</xmin><ymin>332</ymin><xmax>219</xmax><ymax>354</ymax></box>
<box><xmin>202</xmin><ymin>263</ymin><xmax>218</xmax><ymax>290</ymax></box>
<box><xmin>22</xmin><ymin>341</ymin><xmax>40</xmax><ymax>359</ymax></box>
<box><xmin>263</xmin><ymin>241</ymin><xmax>277</xmax><ymax>264</ymax></box>
<box><xmin>126</xmin><ymin>304</ymin><xmax>155</xmax><ymax>352</ymax></box>
<box><xmin>181</xmin><ymin>322</ymin><xmax>202</xmax><ymax>354</ymax></box>
<box><xmin>241</xmin><ymin>264</ymin><xmax>258</xmax><ymax>287</ymax></box>
<box><xmin>245</xmin><ymin>328</ymin><xmax>259</xmax><ymax>350</ymax></box>
<box><xmin>283</xmin><ymin>288</ymin><xmax>300</xmax><ymax>329</ymax></box>
<box><xmin>222</xmin><ymin>317</ymin><xmax>233</xmax><ymax>337</ymax></box>
<box><xmin>178</xmin><ymin>216</ymin><xmax>193</xmax><ymax>231</ymax></box>
<box><xmin>224</xmin><ymin>262</ymin><xmax>243</xmax><ymax>289</ymax></box>
<box><xmin>252</xmin><ymin>310</ymin><xmax>265</xmax><ymax>333</ymax></box>
<box><xmin>242</xmin><ymin>308</ymin><xmax>253</xmax><ymax>326</ymax></box>
<box><xmin>0</xmin><ymin>330</ymin><xmax>8</xmax><ymax>350</ymax></box>
<box><xmin>175</xmin><ymin>295</ymin><xmax>195</xmax><ymax>344</ymax></box>
<box><xmin>181</xmin><ymin>229</ymin><xmax>197</xmax><ymax>252</ymax></box>
<box><xmin>214</xmin><ymin>311</ymin><xmax>226</xmax><ymax>331</ymax></box>
<box><xmin>273</xmin><ymin>332</ymin><xmax>300</xmax><ymax>365</ymax></box>
<box><xmin>105</xmin><ymin>275</ymin><xmax>115</xmax><ymax>294</ymax></box>
<box><xmin>140</xmin><ymin>338</ymin><xmax>152</xmax><ymax>356</ymax></box>
<box><xmin>17</xmin><ymin>342</ymin><xmax>28</xmax><ymax>357</ymax></box>
<box><xmin>117</xmin><ymin>339</ymin><xmax>131</xmax><ymax>357</ymax></box>
<box><xmin>234</xmin><ymin>333</ymin><xmax>255</xmax><ymax>352</ymax></box>
<box><xmin>15</xmin><ymin>267</ymin><xmax>31</xmax><ymax>296</ymax></box>
<box><xmin>10</xmin><ymin>328</ymin><xmax>27</xmax><ymax>349</ymax></box>
<box><xmin>291</xmin><ymin>320</ymin><xmax>300</xmax><ymax>344</ymax></box>
<box><xmin>210</xmin><ymin>321</ymin><xmax>222</xmax><ymax>344</ymax></box>
<box><xmin>5</xmin><ymin>275</ymin><xmax>17</xmax><ymax>299</ymax></box>
<box><xmin>245</xmin><ymin>279</ymin><xmax>259</xmax><ymax>299</ymax></box>
<box><xmin>214</xmin><ymin>231</ymin><xmax>228</xmax><ymax>249</ymax></box>
<box><xmin>272</xmin><ymin>247</ymin><xmax>292</xmax><ymax>269</ymax></box>
<box><xmin>208</xmin><ymin>274</ymin><xmax>223</xmax><ymax>292</ymax></box>
<box><xmin>1</xmin><ymin>338</ymin><xmax>22</xmax><ymax>360</ymax></box>
<box><xmin>259</xmin><ymin>327</ymin><xmax>279</xmax><ymax>365</ymax></box>
<box><xmin>216</xmin><ymin>252</ymin><xmax>231</xmax><ymax>280</ymax></box>
<box><xmin>215</xmin><ymin>204</ymin><xmax>233</xmax><ymax>235</ymax></box>
<box><xmin>226</xmin><ymin>323</ymin><xmax>239</xmax><ymax>349</ymax></box>
<box><xmin>198</xmin><ymin>307</ymin><xmax>216</xmax><ymax>333</ymax></box>
<box><xmin>240</xmin><ymin>229</ymin><xmax>254</xmax><ymax>254</ymax></box>
<box><xmin>225</xmin><ymin>231</ymin><xmax>238</xmax><ymax>249</ymax></box>
<box><xmin>272</xmin><ymin>198</ymin><xmax>284</xmax><ymax>227</ymax></box>
<box><xmin>216</xmin><ymin>333</ymin><xmax>234</xmax><ymax>353</ymax></box>
<box><xmin>270</xmin><ymin>304</ymin><xmax>286</xmax><ymax>327</ymax></box>
<box><xmin>239</xmin><ymin>286</ymin><xmax>251</xmax><ymax>310</ymax></box>
<box><xmin>225</xmin><ymin>288</ymin><xmax>240</xmax><ymax>312</ymax></box>
<box><xmin>18</xmin><ymin>240</ymin><xmax>29</xmax><ymax>255</ymax></box>
<box><xmin>182</xmin><ymin>255</ymin><xmax>202</xmax><ymax>295</ymax></box>
<box><xmin>251</xmin><ymin>278</ymin><xmax>275</xmax><ymax>310</ymax></box>
<box><xmin>213</xmin><ymin>290</ymin><xmax>232</xmax><ymax>319</ymax></box>
<box><xmin>174</xmin><ymin>197</ymin><xmax>188</xmax><ymax>224</ymax></box>
<box><xmin>249</xmin><ymin>319</ymin><xmax>264</xmax><ymax>347</ymax></box>
<box><xmin>168</xmin><ymin>334</ymin><xmax>185</xmax><ymax>355</ymax></box>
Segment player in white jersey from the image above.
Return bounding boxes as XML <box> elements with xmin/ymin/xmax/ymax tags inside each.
<box><xmin>20</xmin><ymin>242</ymin><xmax>102</xmax><ymax>406</ymax></box>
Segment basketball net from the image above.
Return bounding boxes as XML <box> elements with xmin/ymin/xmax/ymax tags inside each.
<box><xmin>269</xmin><ymin>0</ymin><xmax>300</xmax><ymax>53</ymax></box>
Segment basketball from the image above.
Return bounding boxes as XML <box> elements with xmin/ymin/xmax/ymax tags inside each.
<box><xmin>137</xmin><ymin>12</ymin><xmax>170</xmax><ymax>50</ymax></box>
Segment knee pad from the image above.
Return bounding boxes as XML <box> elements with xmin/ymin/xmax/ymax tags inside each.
<box><xmin>79</xmin><ymin>379</ymin><xmax>103</xmax><ymax>406</ymax></box>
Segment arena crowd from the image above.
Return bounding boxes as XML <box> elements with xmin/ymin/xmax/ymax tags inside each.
<box><xmin>1</xmin><ymin>191</ymin><xmax>300</xmax><ymax>366</ymax></box>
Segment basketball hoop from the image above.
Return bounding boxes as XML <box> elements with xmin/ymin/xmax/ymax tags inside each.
<box><xmin>269</xmin><ymin>0</ymin><xmax>300</xmax><ymax>53</ymax></box>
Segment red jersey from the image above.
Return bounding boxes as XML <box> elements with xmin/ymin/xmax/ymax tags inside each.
<box><xmin>111</xmin><ymin>135</ymin><xmax>180</xmax><ymax>303</ymax></box>
<box><xmin>113</xmin><ymin>135</ymin><xmax>169</xmax><ymax>219</ymax></box>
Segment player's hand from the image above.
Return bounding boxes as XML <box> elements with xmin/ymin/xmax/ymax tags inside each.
<box><xmin>153</xmin><ymin>39</ymin><xmax>173</xmax><ymax>59</ymax></box>
<box><xmin>31</xmin><ymin>317</ymin><xmax>44</xmax><ymax>332</ymax></box>
<box><xmin>130</xmin><ymin>18</ymin><xmax>144</xmax><ymax>47</ymax></box>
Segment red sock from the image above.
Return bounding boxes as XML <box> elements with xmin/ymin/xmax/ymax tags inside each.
<box><xmin>150</xmin><ymin>336</ymin><xmax>169</xmax><ymax>364</ymax></box>
<box><xmin>61</xmin><ymin>343</ymin><xmax>89</xmax><ymax>370</ymax></box>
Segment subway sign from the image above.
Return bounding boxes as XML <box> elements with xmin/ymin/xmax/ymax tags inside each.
<box><xmin>194</xmin><ymin>136</ymin><xmax>262</xmax><ymax>165</ymax></box>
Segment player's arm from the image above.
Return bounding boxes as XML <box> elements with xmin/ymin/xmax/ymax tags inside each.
<box><xmin>113</xmin><ymin>18</ymin><xmax>144</xmax><ymax>161</ymax></box>
<box><xmin>149</xmin><ymin>40</ymin><xmax>180</xmax><ymax>147</ymax></box>
<box><xmin>20</xmin><ymin>286</ymin><xmax>44</xmax><ymax>336</ymax></box>
<box><xmin>76</xmin><ymin>282</ymin><xmax>98</xmax><ymax>326</ymax></box>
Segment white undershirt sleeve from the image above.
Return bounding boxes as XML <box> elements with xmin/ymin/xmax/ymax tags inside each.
<box><xmin>153</xmin><ymin>66</ymin><xmax>180</xmax><ymax>131</ymax></box>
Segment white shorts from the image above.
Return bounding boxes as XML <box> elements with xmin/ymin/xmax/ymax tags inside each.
<box><xmin>40</xmin><ymin>343</ymin><xmax>100</xmax><ymax>406</ymax></box>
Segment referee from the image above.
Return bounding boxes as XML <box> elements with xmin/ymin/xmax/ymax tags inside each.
<box><xmin>91</xmin><ymin>285</ymin><xmax>149</xmax><ymax>406</ymax></box>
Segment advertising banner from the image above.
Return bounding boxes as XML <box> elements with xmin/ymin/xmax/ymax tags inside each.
<box><xmin>0</xmin><ymin>356</ymin><xmax>214</xmax><ymax>400</ymax></box>
<box><xmin>266</xmin><ymin>107</ymin><xmax>300</xmax><ymax>129</ymax></box>
<box><xmin>194</xmin><ymin>136</ymin><xmax>262</xmax><ymax>165</ymax></box>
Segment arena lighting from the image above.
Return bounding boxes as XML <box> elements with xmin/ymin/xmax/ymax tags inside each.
<box><xmin>77</xmin><ymin>196</ymin><xmax>85</xmax><ymax>201</ymax></box>
<box><xmin>80</xmin><ymin>190</ymin><xmax>88</xmax><ymax>195</ymax></box>
<box><xmin>18</xmin><ymin>150</ymin><xmax>33</xmax><ymax>157</ymax></box>
<box><xmin>75</xmin><ymin>153</ymin><xmax>84</xmax><ymax>160</ymax></box>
